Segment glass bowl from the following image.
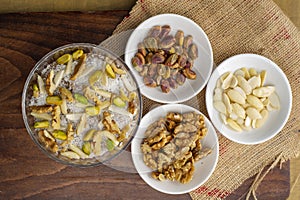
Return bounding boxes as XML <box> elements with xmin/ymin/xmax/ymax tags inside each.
<box><xmin>22</xmin><ymin>43</ymin><xmax>142</xmax><ymax>167</ymax></box>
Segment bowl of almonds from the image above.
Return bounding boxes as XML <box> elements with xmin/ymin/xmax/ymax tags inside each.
<box><xmin>22</xmin><ymin>43</ymin><xmax>142</xmax><ymax>166</ymax></box>
<box><xmin>125</xmin><ymin>14</ymin><xmax>213</xmax><ymax>103</ymax></box>
<box><xmin>206</xmin><ymin>54</ymin><xmax>292</xmax><ymax>144</ymax></box>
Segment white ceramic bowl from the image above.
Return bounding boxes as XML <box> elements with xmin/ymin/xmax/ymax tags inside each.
<box><xmin>205</xmin><ymin>54</ymin><xmax>292</xmax><ymax>145</ymax></box>
<box><xmin>125</xmin><ymin>14</ymin><xmax>213</xmax><ymax>103</ymax></box>
<box><xmin>131</xmin><ymin>104</ymin><xmax>219</xmax><ymax>194</ymax></box>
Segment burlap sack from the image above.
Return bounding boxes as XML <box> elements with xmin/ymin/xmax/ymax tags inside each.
<box><xmin>101</xmin><ymin>0</ymin><xmax>300</xmax><ymax>199</ymax></box>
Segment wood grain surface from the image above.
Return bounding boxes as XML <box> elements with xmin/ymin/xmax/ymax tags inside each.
<box><xmin>0</xmin><ymin>11</ymin><xmax>290</xmax><ymax>200</ymax></box>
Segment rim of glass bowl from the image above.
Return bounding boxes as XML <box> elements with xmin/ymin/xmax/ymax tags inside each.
<box><xmin>21</xmin><ymin>43</ymin><xmax>142</xmax><ymax>167</ymax></box>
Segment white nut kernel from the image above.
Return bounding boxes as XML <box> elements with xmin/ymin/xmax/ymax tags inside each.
<box><xmin>246</xmin><ymin>107</ymin><xmax>262</xmax><ymax>120</ymax></box>
<box><xmin>237</xmin><ymin>75</ymin><xmax>252</xmax><ymax>95</ymax></box>
<box><xmin>232</xmin><ymin>103</ymin><xmax>246</xmax><ymax>119</ymax></box>
<box><xmin>260</xmin><ymin>70</ymin><xmax>267</xmax><ymax>86</ymax></box>
<box><xmin>252</xmin><ymin>86</ymin><xmax>275</xmax><ymax>97</ymax></box>
<box><xmin>269</xmin><ymin>92</ymin><xmax>280</xmax><ymax>110</ymax></box>
<box><xmin>227</xmin><ymin>89</ymin><xmax>246</xmax><ymax>104</ymax></box>
<box><xmin>227</xmin><ymin>118</ymin><xmax>242</xmax><ymax>132</ymax></box>
<box><xmin>234</xmin><ymin>86</ymin><xmax>246</xmax><ymax>99</ymax></box>
<box><xmin>246</xmin><ymin>95</ymin><xmax>264</xmax><ymax>110</ymax></box>
<box><xmin>222</xmin><ymin>72</ymin><xmax>233</xmax><ymax>89</ymax></box>
<box><xmin>223</xmin><ymin>93</ymin><xmax>232</xmax><ymax>114</ymax></box>
<box><xmin>214</xmin><ymin>101</ymin><xmax>227</xmax><ymax>114</ymax></box>
<box><xmin>256</xmin><ymin>109</ymin><xmax>269</xmax><ymax>128</ymax></box>
<box><xmin>248</xmin><ymin>76</ymin><xmax>261</xmax><ymax>89</ymax></box>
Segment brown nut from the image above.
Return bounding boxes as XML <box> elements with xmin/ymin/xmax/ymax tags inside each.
<box><xmin>183</xmin><ymin>67</ymin><xmax>197</xmax><ymax>80</ymax></box>
<box><xmin>135</xmin><ymin>52</ymin><xmax>146</xmax><ymax>65</ymax></box>
<box><xmin>138</xmin><ymin>42</ymin><xmax>147</xmax><ymax>57</ymax></box>
<box><xmin>176</xmin><ymin>73</ymin><xmax>186</xmax><ymax>85</ymax></box>
<box><xmin>188</xmin><ymin>43</ymin><xmax>198</xmax><ymax>60</ymax></box>
<box><xmin>168</xmin><ymin>78</ymin><xmax>178</xmax><ymax>89</ymax></box>
<box><xmin>170</xmin><ymin>63</ymin><xmax>180</xmax><ymax>69</ymax></box>
<box><xmin>148</xmin><ymin>64</ymin><xmax>158</xmax><ymax>77</ymax></box>
<box><xmin>160</xmin><ymin>79</ymin><xmax>171</xmax><ymax>93</ymax></box>
<box><xmin>139</xmin><ymin>66</ymin><xmax>148</xmax><ymax>77</ymax></box>
<box><xmin>183</xmin><ymin>35</ymin><xmax>193</xmax><ymax>49</ymax></box>
<box><xmin>144</xmin><ymin>76</ymin><xmax>157</xmax><ymax>87</ymax></box>
<box><xmin>165</xmin><ymin>54</ymin><xmax>178</xmax><ymax>66</ymax></box>
<box><xmin>144</xmin><ymin>37</ymin><xmax>158</xmax><ymax>52</ymax></box>
<box><xmin>159</xmin><ymin>25</ymin><xmax>171</xmax><ymax>39</ymax></box>
<box><xmin>177</xmin><ymin>54</ymin><xmax>187</xmax><ymax>67</ymax></box>
<box><xmin>152</xmin><ymin>53</ymin><xmax>165</xmax><ymax>64</ymax></box>
<box><xmin>148</xmin><ymin>25</ymin><xmax>161</xmax><ymax>37</ymax></box>
<box><xmin>174</xmin><ymin>45</ymin><xmax>183</xmax><ymax>54</ymax></box>
<box><xmin>175</xmin><ymin>30</ymin><xmax>184</xmax><ymax>46</ymax></box>
<box><xmin>160</xmin><ymin>35</ymin><xmax>176</xmax><ymax>49</ymax></box>
<box><xmin>131</xmin><ymin>57</ymin><xmax>144</xmax><ymax>72</ymax></box>
<box><xmin>145</xmin><ymin>52</ymin><xmax>153</xmax><ymax>64</ymax></box>
<box><xmin>167</xmin><ymin>112</ymin><xmax>183</xmax><ymax>122</ymax></box>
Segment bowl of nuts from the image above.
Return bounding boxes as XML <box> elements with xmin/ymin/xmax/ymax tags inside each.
<box><xmin>131</xmin><ymin>104</ymin><xmax>219</xmax><ymax>194</ymax></box>
<box><xmin>125</xmin><ymin>14</ymin><xmax>213</xmax><ymax>103</ymax></box>
<box><xmin>22</xmin><ymin>43</ymin><xmax>142</xmax><ymax>166</ymax></box>
<box><xmin>205</xmin><ymin>53</ymin><xmax>292</xmax><ymax>144</ymax></box>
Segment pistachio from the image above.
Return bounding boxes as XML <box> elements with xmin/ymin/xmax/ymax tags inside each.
<box><xmin>175</xmin><ymin>30</ymin><xmax>184</xmax><ymax>46</ymax></box>
<box><xmin>144</xmin><ymin>37</ymin><xmax>158</xmax><ymax>52</ymax></box>
<box><xmin>59</xmin><ymin>87</ymin><xmax>73</xmax><ymax>102</ymax></box>
<box><xmin>160</xmin><ymin>79</ymin><xmax>170</xmax><ymax>93</ymax></box>
<box><xmin>160</xmin><ymin>35</ymin><xmax>176</xmax><ymax>49</ymax></box>
<box><xmin>57</xmin><ymin>54</ymin><xmax>71</xmax><ymax>64</ymax></box>
<box><xmin>168</xmin><ymin>78</ymin><xmax>178</xmax><ymax>89</ymax></box>
<box><xmin>138</xmin><ymin>42</ymin><xmax>147</xmax><ymax>57</ymax></box>
<box><xmin>188</xmin><ymin>43</ymin><xmax>198</xmax><ymax>60</ymax></box>
<box><xmin>144</xmin><ymin>76</ymin><xmax>157</xmax><ymax>87</ymax></box>
<box><xmin>106</xmin><ymin>139</ymin><xmax>115</xmax><ymax>151</ymax></box>
<box><xmin>165</xmin><ymin>54</ymin><xmax>178</xmax><ymax>66</ymax></box>
<box><xmin>111</xmin><ymin>62</ymin><xmax>126</xmax><ymax>75</ymax></box>
<box><xmin>176</xmin><ymin>73</ymin><xmax>186</xmax><ymax>85</ymax></box>
<box><xmin>148</xmin><ymin>25</ymin><xmax>161</xmax><ymax>37</ymax></box>
<box><xmin>156</xmin><ymin>75</ymin><xmax>162</xmax><ymax>85</ymax></box>
<box><xmin>89</xmin><ymin>70</ymin><xmax>103</xmax><ymax>86</ymax></box>
<box><xmin>131</xmin><ymin>56</ymin><xmax>144</xmax><ymax>72</ymax></box>
<box><xmin>70</xmin><ymin>53</ymin><xmax>87</xmax><ymax>81</ymax></box>
<box><xmin>72</xmin><ymin>49</ymin><xmax>84</xmax><ymax>60</ymax></box>
<box><xmin>46</xmin><ymin>96</ymin><xmax>62</xmax><ymax>105</ymax></box>
<box><xmin>113</xmin><ymin>97</ymin><xmax>126</xmax><ymax>108</ymax></box>
<box><xmin>52</xmin><ymin>130</ymin><xmax>67</xmax><ymax>140</ymax></box>
<box><xmin>69</xmin><ymin>144</ymin><xmax>88</xmax><ymax>159</ymax></box>
<box><xmin>148</xmin><ymin>64</ymin><xmax>158</xmax><ymax>77</ymax></box>
<box><xmin>182</xmin><ymin>67</ymin><xmax>197</xmax><ymax>80</ymax></box>
<box><xmin>177</xmin><ymin>54</ymin><xmax>187</xmax><ymax>67</ymax></box>
<box><xmin>145</xmin><ymin>52</ymin><xmax>153</xmax><ymax>64</ymax></box>
<box><xmin>152</xmin><ymin>53</ymin><xmax>165</xmax><ymax>64</ymax></box>
<box><xmin>162</xmin><ymin>66</ymin><xmax>171</xmax><ymax>79</ymax></box>
<box><xmin>183</xmin><ymin>35</ymin><xmax>193</xmax><ymax>49</ymax></box>
<box><xmin>159</xmin><ymin>25</ymin><xmax>171</xmax><ymax>39</ymax></box>
<box><xmin>61</xmin><ymin>151</ymin><xmax>80</xmax><ymax>159</ymax></box>
<box><xmin>34</xmin><ymin>121</ymin><xmax>50</xmax><ymax>129</ymax></box>
<box><xmin>105</xmin><ymin>63</ymin><xmax>116</xmax><ymax>79</ymax></box>
<box><xmin>74</xmin><ymin>93</ymin><xmax>88</xmax><ymax>105</ymax></box>
<box><xmin>85</xmin><ymin>106</ymin><xmax>100</xmax><ymax>116</ymax></box>
<box><xmin>32</xmin><ymin>83</ymin><xmax>39</xmax><ymax>98</ymax></box>
<box><xmin>84</xmin><ymin>129</ymin><xmax>96</xmax><ymax>141</ymax></box>
<box><xmin>82</xmin><ymin>142</ymin><xmax>91</xmax><ymax>155</ymax></box>
<box><xmin>139</xmin><ymin>65</ymin><xmax>148</xmax><ymax>77</ymax></box>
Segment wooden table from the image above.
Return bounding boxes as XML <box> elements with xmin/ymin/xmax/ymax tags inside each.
<box><xmin>0</xmin><ymin>11</ymin><xmax>290</xmax><ymax>199</ymax></box>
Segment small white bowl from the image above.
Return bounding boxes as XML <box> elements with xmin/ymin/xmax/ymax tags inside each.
<box><xmin>125</xmin><ymin>14</ymin><xmax>213</xmax><ymax>103</ymax></box>
<box><xmin>131</xmin><ymin>104</ymin><xmax>219</xmax><ymax>194</ymax></box>
<box><xmin>205</xmin><ymin>54</ymin><xmax>292</xmax><ymax>145</ymax></box>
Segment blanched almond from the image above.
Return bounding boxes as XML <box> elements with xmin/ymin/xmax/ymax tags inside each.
<box><xmin>249</xmin><ymin>68</ymin><xmax>257</xmax><ymax>76</ymax></box>
<box><xmin>214</xmin><ymin>101</ymin><xmax>227</xmax><ymax>114</ymax></box>
<box><xmin>219</xmin><ymin>113</ymin><xmax>227</xmax><ymax>124</ymax></box>
<box><xmin>269</xmin><ymin>92</ymin><xmax>280</xmax><ymax>110</ymax></box>
<box><xmin>244</xmin><ymin>116</ymin><xmax>251</xmax><ymax>127</ymax></box>
<box><xmin>227</xmin><ymin>89</ymin><xmax>246</xmax><ymax>104</ymax></box>
<box><xmin>232</xmin><ymin>103</ymin><xmax>246</xmax><ymax>119</ymax></box>
<box><xmin>227</xmin><ymin>118</ymin><xmax>242</xmax><ymax>132</ymax></box>
<box><xmin>234</xmin><ymin>69</ymin><xmax>245</xmax><ymax>77</ymax></box>
<box><xmin>237</xmin><ymin>75</ymin><xmax>252</xmax><ymax>95</ymax></box>
<box><xmin>234</xmin><ymin>86</ymin><xmax>246</xmax><ymax>99</ymax></box>
<box><xmin>246</xmin><ymin>107</ymin><xmax>262</xmax><ymax>120</ymax></box>
<box><xmin>253</xmin><ymin>86</ymin><xmax>275</xmax><ymax>97</ymax></box>
<box><xmin>222</xmin><ymin>72</ymin><xmax>233</xmax><ymax>89</ymax></box>
<box><xmin>241</xmin><ymin>67</ymin><xmax>250</xmax><ymax>79</ymax></box>
<box><xmin>229</xmin><ymin>75</ymin><xmax>238</xmax><ymax>88</ymax></box>
<box><xmin>248</xmin><ymin>76</ymin><xmax>261</xmax><ymax>89</ymax></box>
<box><xmin>260</xmin><ymin>70</ymin><xmax>267</xmax><ymax>86</ymax></box>
<box><xmin>256</xmin><ymin>109</ymin><xmax>269</xmax><ymax>128</ymax></box>
<box><xmin>213</xmin><ymin>88</ymin><xmax>223</xmax><ymax>102</ymax></box>
<box><xmin>223</xmin><ymin>93</ymin><xmax>232</xmax><ymax>114</ymax></box>
<box><xmin>246</xmin><ymin>95</ymin><xmax>264</xmax><ymax>110</ymax></box>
